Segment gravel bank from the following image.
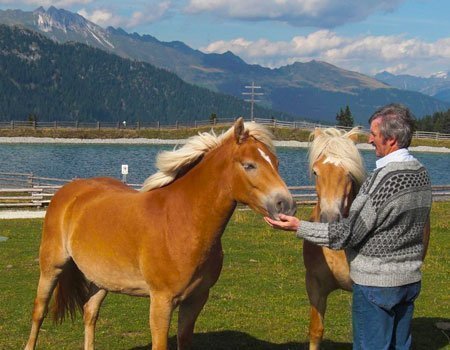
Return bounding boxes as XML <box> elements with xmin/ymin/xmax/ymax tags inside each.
<box><xmin>0</xmin><ymin>210</ymin><xmax>46</xmax><ymax>219</ymax></box>
<box><xmin>0</xmin><ymin>137</ymin><xmax>449</xmax><ymax>153</ymax></box>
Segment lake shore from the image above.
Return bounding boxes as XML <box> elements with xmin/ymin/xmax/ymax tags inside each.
<box><xmin>0</xmin><ymin>136</ymin><xmax>449</xmax><ymax>153</ymax></box>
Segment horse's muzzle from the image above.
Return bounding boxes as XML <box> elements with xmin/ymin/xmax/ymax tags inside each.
<box><xmin>266</xmin><ymin>191</ymin><xmax>297</xmax><ymax>220</ymax></box>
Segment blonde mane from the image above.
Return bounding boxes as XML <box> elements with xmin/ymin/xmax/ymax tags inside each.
<box><xmin>308</xmin><ymin>127</ymin><xmax>366</xmax><ymax>186</ymax></box>
<box><xmin>140</xmin><ymin>122</ymin><xmax>274</xmax><ymax>192</ymax></box>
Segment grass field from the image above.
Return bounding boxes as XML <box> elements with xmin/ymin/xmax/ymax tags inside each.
<box><xmin>0</xmin><ymin>203</ymin><xmax>449</xmax><ymax>349</ymax></box>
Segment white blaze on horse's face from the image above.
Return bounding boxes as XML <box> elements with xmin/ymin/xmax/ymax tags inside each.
<box><xmin>258</xmin><ymin>148</ymin><xmax>274</xmax><ymax>169</ymax></box>
<box><xmin>322</xmin><ymin>156</ymin><xmax>341</xmax><ymax>167</ymax></box>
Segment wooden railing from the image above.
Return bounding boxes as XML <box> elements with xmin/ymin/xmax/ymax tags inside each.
<box><xmin>1</xmin><ymin>172</ymin><xmax>449</xmax><ymax>209</ymax></box>
<box><xmin>0</xmin><ymin>172</ymin><xmax>70</xmax><ymax>208</ymax></box>
<box><xmin>0</xmin><ymin>118</ymin><xmax>449</xmax><ymax>140</ymax></box>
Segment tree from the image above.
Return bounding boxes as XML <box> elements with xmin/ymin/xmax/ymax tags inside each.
<box><xmin>336</xmin><ymin>105</ymin><xmax>354</xmax><ymax>127</ymax></box>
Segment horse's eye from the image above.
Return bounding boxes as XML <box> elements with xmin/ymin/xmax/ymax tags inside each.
<box><xmin>242</xmin><ymin>162</ymin><xmax>256</xmax><ymax>171</ymax></box>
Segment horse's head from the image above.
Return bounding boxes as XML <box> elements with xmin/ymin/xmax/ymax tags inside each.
<box><xmin>228</xmin><ymin>118</ymin><xmax>296</xmax><ymax>220</ymax></box>
<box><xmin>309</xmin><ymin>128</ymin><xmax>366</xmax><ymax>223</ymax></box>
<box><xmin>140</xmin><ymin>117</ymin><xmax>296</xmax><ymax>220</ymax></box>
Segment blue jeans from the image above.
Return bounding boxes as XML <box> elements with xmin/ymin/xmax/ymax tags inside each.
<box><xmin>352</xmin><ymin>281</ymin><xmax>421</xmax><ymax>350</ymax></box>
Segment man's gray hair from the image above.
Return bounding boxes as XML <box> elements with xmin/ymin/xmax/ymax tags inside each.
<box><xmin>369</xmin><ymin>103</ymin><xmax>415</xmax><ymax>148</ymax></box>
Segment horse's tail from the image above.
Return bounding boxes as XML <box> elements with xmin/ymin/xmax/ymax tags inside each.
<box><xmin>51</xmin><ymin>259</ymin><xmax>90</xmax><ymax>323</ymax></box>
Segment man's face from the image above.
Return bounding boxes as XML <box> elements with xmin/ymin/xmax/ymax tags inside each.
<box><xmin>369</xmin><ymin>118</ymin><xmax>391</xmax><ymax>157</ymax></box>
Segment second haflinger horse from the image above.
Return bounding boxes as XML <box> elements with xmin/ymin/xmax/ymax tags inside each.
<box><xmin>305</xmin><ymin>127</ymin><xmax>365</xmax><ymax>350</ymax></box>
<box><xmin>304</xmin><ymin>127</ymin><xmax>430</xmax><ymax>350</ymax></box>
<box><xmin>24</xmin><ymin>118</ymin><xmax>296</xmax><ymax>350</ymax></box>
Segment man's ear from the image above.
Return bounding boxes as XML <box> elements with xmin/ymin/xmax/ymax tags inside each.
<box><xmin>387</xmin><ymin>137</ymin><xmax>398</xmax><ymax>147</ymax></box>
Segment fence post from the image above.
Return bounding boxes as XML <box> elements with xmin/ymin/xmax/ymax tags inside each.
<box><xmin>10</xmin><ymin>120</ymin><xmax>14</xmax><ymax>129</ymax></box>
<box><xmin>137</xmin><ymin>121</ymin><xmax>140</xmax><ymax>130</ymax></box>
<box><xmin>28</xmin><ymin>172</ymin><xmax>33</xmax><ymax>188</ymax></box>
<box><xmin>54</xmin><ymin>121</ymin><xmax>57</xmax><ymax>129</ymax></box>
<box><xmin>97</xmin><ymin>121</ymin><xmax>100</xmax><ymax>130</ymax></box>
<box><xmin>176</xmin><ymin>121</ymin><xmax>179</xmax><ymax>129</ymax></box>
<box><xmin>33</xmin><ymin>121</ymin><xmax>36</xmax><ymax>130</ymax></box>
<box><xmin>157</xmin><ymin>121</ymin><xmax>160</xmax><ymax>130</ymax></box>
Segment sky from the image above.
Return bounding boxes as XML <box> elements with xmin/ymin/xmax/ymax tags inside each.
<box><xmin>1</xmin><ymin>0</ymin><xmax>449</xmax><ymax>77</ymax></box>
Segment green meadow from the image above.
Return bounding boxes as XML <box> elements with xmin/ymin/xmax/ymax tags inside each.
<box><xmin>0</xmin><ymin>203</ymin><xmax>449</xmax><ymax>349</ymax></box>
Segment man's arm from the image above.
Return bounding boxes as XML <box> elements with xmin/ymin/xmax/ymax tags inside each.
<box><xmin>422</xmin><ymin>217</ymin><xmax>431</xmax><ymax>261</ymax></box>
<box><xmin>265</xmin><ymin>192</ymin><xmax>379</xmax><ymax>251</ymax></box>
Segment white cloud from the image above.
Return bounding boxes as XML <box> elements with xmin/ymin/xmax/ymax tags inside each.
<box><xmin>186</xmin><ymin>0</ymin><xmax>405</xmax><ymax>27</ymax></box>
<box><xmin>201</xmin><ymin>31</ymin><xmax>450</xmax><ymax>76</ymax></box>
<box><xmin>78</xmin><ymin>1</ymin><xmax>171</xmax><ymax>28</ymax></box>
<box><xmin>78</xmin><ymin>8</ymin><xmax>122</xmax><ymax>27</ymax></box>
<box><xmin>0</xmin><ymin>0</ymin><xmax>92</xmax><ymax>6</ymax></box>
<box><xmin>128</xmin><ymin>1</ymin><xmax>172</xmax><ymax>27</ymax></box>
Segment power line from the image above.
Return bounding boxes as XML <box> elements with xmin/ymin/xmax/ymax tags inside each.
<box><xmin>242</xmin><ymin>82</ymin><xmax>263</xmax><ymax>121</ymax></box>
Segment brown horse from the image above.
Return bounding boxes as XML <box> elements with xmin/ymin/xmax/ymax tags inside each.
<box><xmin>24</xmin><ymin>118</ymin><xmax>296</xmax><ymax>350</ymax></box>
<box><xmin>304</xmin><ymin>127</ymin><xmax>365</xmax><ymax>350</ymax></box>
<box><xmin>303</xmin><ymin>127</ymin><xmax>431</xmax><ymax>349</ymax></box>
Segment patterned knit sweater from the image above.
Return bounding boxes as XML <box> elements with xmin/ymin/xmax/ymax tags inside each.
<box><xmin>297</xmin><ymin>160</ymin><xmax>432</xmax><ymax>287</ymax></box>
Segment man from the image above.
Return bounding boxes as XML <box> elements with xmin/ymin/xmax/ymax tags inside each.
<box><xmin>265</xmin><ymin>103</ymin><xmax>432</xmax><ymax>349</ymax></box>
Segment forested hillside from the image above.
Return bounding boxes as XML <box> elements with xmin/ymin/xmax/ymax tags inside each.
<box><xmin>0</xmin><ymin>25</ymin><xmax>288</xmax><ymax>122</ymax></box>
<box><xmin>415</xmin><ymin>109</ymin><xmax>450</xmax><ymax>133</ymax></box>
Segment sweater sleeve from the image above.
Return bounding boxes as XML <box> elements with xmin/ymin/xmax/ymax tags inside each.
<box><xmin>296</xmin><ymin>192</ymin><xmax>379</xmax><ymax>250</ymax></box>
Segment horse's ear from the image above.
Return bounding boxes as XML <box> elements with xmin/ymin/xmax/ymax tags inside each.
<box><xmin>348</xmin><ymin>133</ymin><xmax>359</xmax><ymax>143</ymax></box>
<box><xmin>347</xmin><ymin>128</ymin><xmax>360</xmax><ymax>143</ymax></box>
<box><xmin>310</xmin><ymin>127</ymin><xmax>322</xmax><ymax>141</ymax></box>
<box><xmin>234</xmin><ymin>117</ymin><xmax>249</xmax><ymax>144</ymax></box>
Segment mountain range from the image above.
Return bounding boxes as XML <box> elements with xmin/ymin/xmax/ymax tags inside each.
<box><xmin>1</xmin><ymin>6</ymin><xmax>449</xmax><ymax>125</ymax></box>
<box><xmin>374</xmin><ymin>71</ymin><xmax>450</xmax><ymax>103</ymax></box>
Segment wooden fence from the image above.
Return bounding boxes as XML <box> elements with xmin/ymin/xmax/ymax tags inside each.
<box><xmin>0</xmin><ymin>172</ymin><xmax>449</xmax><ymax>209</ymax></box>
<box><xmin>0</xmin><ymin>118</ymin><xmax>449</xmax><ymax>140</ymax></box>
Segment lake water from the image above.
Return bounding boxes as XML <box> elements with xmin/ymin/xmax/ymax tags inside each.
<box><xmin>0</xmin><ymin>144</ymin><xmax>449</xmax><ymax>186</ymax></box>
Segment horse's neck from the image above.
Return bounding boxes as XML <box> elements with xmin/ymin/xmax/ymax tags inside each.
<box><xmin>160</xmin><ymin>145</ymin><xmax>236</xmax><ymax>238</ymax></box>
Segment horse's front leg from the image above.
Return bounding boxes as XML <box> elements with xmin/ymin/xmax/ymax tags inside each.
<box><xmin>177</xmin><ymin>290</ymin><xmax>210</xmax><ymax>350</ymax></box>
<box><xmin>83</xmin><ymin>286</ymin><xmax>108</xmax><ymax>350</ymax></box>
<box><xmin>306</xmin><ymin>273</ymin><xmax>328</xmax><ymax>350</ymax></box>
<box><xmin>149</xmin><ymin>292</ymin><xmax>175</xmax><ymax>350</ymax></box>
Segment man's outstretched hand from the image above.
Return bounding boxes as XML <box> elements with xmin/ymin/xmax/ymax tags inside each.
<box><xmin>264</xmin><ymin>214</ymin><xmax>300</xmax><ymax>232</ymax></box>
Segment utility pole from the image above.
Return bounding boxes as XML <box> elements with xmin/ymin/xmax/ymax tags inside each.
<box><xmin>242</xmin><ymin>82</ymin><xmax>263</xmax><ymax>121</ymax></box>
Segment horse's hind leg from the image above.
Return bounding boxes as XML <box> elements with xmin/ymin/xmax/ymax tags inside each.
<box><xmin>177</xmin><ymin>290</ymin><xmax>210</xmax><ymax>350</ymax></box>
<box><xmin>25</xmin><ymin>218</ymin><xmax>71</xmax><ymax>350</ymax></box>
<box><xmin>24</xmin><ymin>263</ymin><xmax>65</xmax><ymax>350</ymax></box>
<box><xmin>83</xmin><ymin>285</ymin><xmax>108</xmax><ymax>350</ymax></box>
